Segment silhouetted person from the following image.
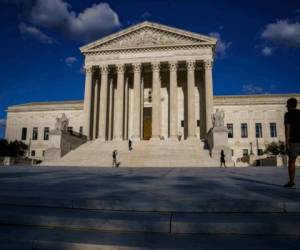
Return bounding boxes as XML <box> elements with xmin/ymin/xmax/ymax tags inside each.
<box><xmin>284</xmin><ymin>98</ymin><xmax>300</xmax><ymax>188</ymax></box>
<box><xmin>220</xmin><ymin>150</ymin><xmax>226</xmax><ymax>168</ymax></box>
<box><xmin>128</xmin><ymin>139</ymin><xmax>132</xmax><ymax>151</ymax></box>
<box><xmin>112</xmin><ymin>150</ymin><xmax>118</xmax><ymax>167</ymax></box>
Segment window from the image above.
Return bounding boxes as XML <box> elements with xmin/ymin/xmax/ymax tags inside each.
<box><xmin>255</xmin><ymin>123</ymin><xmax>263</xmax><ymax>138</ymax></box>
<box><xmin>67</xmin><ymin>127</ymin><xmax>73</xmax><ymax>133</ymax></box>
<box><xmin>181</xmin><ymin>120</ymin><xmax>184</xmax><ymax>127</ymax></box>
<box><xmin>42</xmin><ymin>150</ymin><xmax>45</xmax><ymax>157</ymax></box>
<box><xmin>21</xmin><ymin>127</ymin><xmax>27</xmax><ymax>140</ymax></box>
<box><xmin>44</xmin><ymin>127</ymin><xmax>49</xmax><ymax>140</ymax></box>
<box><xmin>241</xmin><ymin>123</ymin><xmax>248</xmax><ymax>138</ymax></box>
<box><xmin>257</xmin><ymin>149</ymin><xmax>264</xmax><ymax>156</ymax></box>
<box><xmin>31</xmin><ymin>150</ymin><xmax>35</xmax><ymax>157</ymax></box>
<box><xmin>79</xmin><ymin>126</ymin><xmax>83</xmax><ymax>135</ymax></box>
<box><xmin>231</xmin><ymin>149</ymin><xmax>234</xmax><ymax>156</ymax></box>
<box><xmin>227</xmin><ymin>123</ymin><xmax>234</xmax><ymax>138</ymax></box>
<box><xmin>243</xmin><ymin>149</ymin><xmax>249</xmax><ymax>156</ymax></box>
<box><xmin>270</xmin><ymin>123</ymin><xmax>277</xmax><ymax>138</ymax></box>
<box><xmin>197</xmin><ymin>120</ymin><xmax>200</xmax><ymax>127</ymax></box>
<box><xmin>32</xmin><ymin>127</ymin><xmax>38</xmax><ymax>140</ymax></box>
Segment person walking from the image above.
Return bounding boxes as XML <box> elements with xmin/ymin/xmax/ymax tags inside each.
<box><xmin>112</xmin><ymin>149</ymin><xmax>118</xmax><ymax>167</ymax></box>
<box><xmin>220</xmin><ymin>150</ymin><xmax>226</xmax><ymax>168</ymax></box>
<box><xmin>284</xmin><ymin>98</ymin><xmax>300</xmax><ymax>188</ymax></box>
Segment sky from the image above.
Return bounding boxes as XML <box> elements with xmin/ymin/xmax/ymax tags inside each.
<box><xmin>0</xmin><ymin>0</ymin><xmax>300</xmax><ymax>138</ymax></box>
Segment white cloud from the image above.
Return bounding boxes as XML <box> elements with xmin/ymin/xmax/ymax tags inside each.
<box><xmin>261</xmin><ymin>46</ymin><xmax>273</xmax><ymax>56</ymax></box>
<box><xmin>209</xmin><ymin>32</ymin><xmax>231</xmax><ymax>58</ymax></box>
<box><xmin>0</xmin><ymin>119</ymin><xmax>6</xmax><ymax>128</ymax></box>
<box><xmin>242</xmin><ymin>84</ymin><xmax>264</xmax><ymax>95</ymax></box>
<box><xmin>261</xmin><ymin>20</ymin><xmax>300</xmax><ymax>48</ymax></box>
<box><xmin>28</xmin><ymin>0</ymin><xmax>121</xmax><ymax>42</ymax></box>
<box><xmin>19</xmin><ymin>22</ymin><xmax>55</xmax><ymax>44</ymax></box>
<box><xmin>65</xmin><ymin>56</ymin><xmax>77</xmax><ymax>67</ymax></box>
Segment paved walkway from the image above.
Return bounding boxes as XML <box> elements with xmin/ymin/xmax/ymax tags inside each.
<box><xmin>0</xmin><ymin>166</ymin><xmax>299</xmax><ymax>211</ymax></box>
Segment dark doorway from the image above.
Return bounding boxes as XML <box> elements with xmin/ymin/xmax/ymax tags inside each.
<box><xmin>143</xmin><ymin>107</ymin><xmax>152</xmax><ymax>140</ymax></box>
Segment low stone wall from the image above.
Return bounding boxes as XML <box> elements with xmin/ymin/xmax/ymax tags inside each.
<box><xmin>44</xmin><ymin>130</ymin><xmax>87</xmax><ymax>162</ymax></box>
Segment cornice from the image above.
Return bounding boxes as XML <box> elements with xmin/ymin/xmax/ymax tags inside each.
<box><xmin>214</xmin><ymin>94</ymin><xmax>300</xmax><ymax>106</ymax></box>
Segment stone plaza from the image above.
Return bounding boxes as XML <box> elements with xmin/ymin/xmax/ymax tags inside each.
<box><xmin>0</xmin><ymin>166</ymin><xmax>299</xmax><ymax>249</ymax></box>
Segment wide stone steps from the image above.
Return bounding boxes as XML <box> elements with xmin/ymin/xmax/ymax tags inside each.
<box><xmin>0</xmin><ymin>196</ymin><xmax>300</xmax><ymax>249</ymax></box>
<box><xmin>0</xmin><ymin>204</ymin><xmax>300</xmax><ymax>236</ymax></box>
<box><xmin>45</xmin><ymin>140</ymin><xmax>221</xmax><ymax>167</ymax></box>
<box><xmin>2</xmin><ymin>226</ymin><xmax>300</xmax><ymax>250</ymax></box>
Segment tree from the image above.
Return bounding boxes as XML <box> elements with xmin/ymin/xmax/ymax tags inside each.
<box><xmin>0</xmin><ymin>139</ymin><xmax>28</xmax><ymax>157</ymax></box>
<box><xmin>265</xmin><ymin>141</ymin><xmax>285</xmax><ymax>155</ymax></box>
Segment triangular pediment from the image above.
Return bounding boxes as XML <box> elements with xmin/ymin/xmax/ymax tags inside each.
<box><xmin>80</xmin><ymin>21</ymin><xmax>217</xmax><ymax>53</ymax></box>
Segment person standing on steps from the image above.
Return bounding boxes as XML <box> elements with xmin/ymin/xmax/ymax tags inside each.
<box><xmin>284</xmin><ymin>98</ymin><xmax>300</xmax><ymax>188</ymax></box>
<box><xmin>128</xmin><ymin>139</ymin><xmax>132</xmax><ymax>151</ymax></box>
<box><xmin>220</xmin><ymin>150</ymin><xmax>226</xmax><ymax>168</ymax></box>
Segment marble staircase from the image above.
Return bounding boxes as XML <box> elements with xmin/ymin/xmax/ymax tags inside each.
<box><xmin>44</xmin><ymin>139</ymin><xmax>221</xmax><ymax>167</ymax></box>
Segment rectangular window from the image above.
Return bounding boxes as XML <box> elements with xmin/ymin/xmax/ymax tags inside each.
<box><xmin>32</xmin><ymin>127</ymin><xmax>38</xmax><ymax>140</ymax></box>
<box><xmin>270</xmin><ymin>123</ymin><xmax>277</xmax><ymax>138</ymax></box>
<box><xmin>181</xmin><ymin>120</ymin><xmax>184</xmax><ymax>128</ymax></box>
<box><xmin>227</xmin><ymin>123</ymin><xmax>234</xmax><ymax>138</ymax></box>
<box><xmin>243</xmin><ymin>149</ymin><xmax>249</xmax><ymax>156</ymax></box>
<box><xmin>255</xmin><ymin>123</ymin><xmax>263</xmax><ymax>138</ymax></box>
<box><xmin>44</xmin><ymin>127</ymin><xmax>49</xmax><ymax>140</ymax></box>
<box><xmin>231</xmin><ymin>149</ymin><xmax>234</xmax><ymax>156</ymax></box>
<box><xmin>21</xmin><ymin>127</ymin><xmax>27</xmax><ymax>140</ymax></box>
<box><xmin>197</xmin><ymin>120</ymin><xmax>200</xmax><ymax>127</ymax></box>
<box><xmin>42</xmin><ymin>150</ymin><xmax>45</xmax><ymax>157</ymax></box>
<box><xmin>241</xmin><ymin>123</ymin><xmax>248</xmax><ymax>138</ymax></box>
<box><xmin>31</xmin><ymin>150</ymin><xmax>35</xmax><ymax>157</ymax></box>
<box><xmin>79</xmin><ymin>126</ymin><xmax>83</xmax><ymax>135</ymax></box>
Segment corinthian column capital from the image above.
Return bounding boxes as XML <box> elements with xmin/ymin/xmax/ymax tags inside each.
<box><xmin>99</xmin><ymin>64</ymin><xmax>109</xmax><ymax>74</ymax></box>
<box><xmin>84</xmin><ymin>65</ymin><xmax>93</xmax><ymax>74</ymax></box>
<box><xmin>151</xmin><ymin>62</ymin><xmax>161</xmax><ymax>72</ymax></box>
<box><xmin>186</xmin><ymin>60</ymin><xmax>196</xmax><ymax>71</ymax></box>
<box><xmin>133</xmin><ymin>63</ymin><xmax>142</xmax><ymax>73</ymax></box>
<box><xmin>204</xmin><ymin>59</ymin><xmax>213</xmax><ymax>70</ymax></box>
<box><xmin>116</xmin><ymin>63</ymin><xmax>125</xmax><ymax>74</ymax></box>
<box><xmin>169</xmin><ymin>61</ymin><xmax>178</xmax><ymax>72</ymax></box>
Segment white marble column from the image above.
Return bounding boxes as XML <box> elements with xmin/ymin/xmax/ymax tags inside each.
<box><xmin>204</xmin><ymin>59</ymin><xmax>213</xmax><ymax>132</ymax></box>
<box><xmin>83</xmin><ymin>65</ymin><xmax>93</xmax><ymax>140</ymax></box>
<box><xmin>169</xmin><ymin>61</ymin><xmax>178</xmax><ymax>140</ymax></box>
<box><xmin>132</xmin><ymin>63</ymin><xmax>142</xmax><ymax>140</ymax></box>
<box><xmin>151</xmin><ymin>62</ymin><xmax>161</xmax><ymax>140</ymax></box>
<box><xmin>187</xmin><ymin>60</ymin><xmax>196</xmax><ymax>139</ymax></box>
<box><xmin>124</xmin><ymin>76</ymin><xmax>129</xmax><ymax>140</ymax></box>
<box><xmin>98</xmin><ymin>65</ymin><xmax>109</xmax><ymax>141</ymax></box>
<box><xmin>108</xmin><ymin>76</ymin><xmax>114</xmax><ymax>140</ymax></box>
<box><xmin>93</xmin><ymin>77</ymin><xmax>99</xmax><ymax>139</ymax></box>
<box><xmin>113</xmin><ymin>64</ymin><xmax>125</xmax><ymax>140</ymax></box>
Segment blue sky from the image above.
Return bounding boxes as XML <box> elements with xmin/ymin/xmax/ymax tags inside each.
<box><xmin>0</xmin><ymin>0</ymin><xmax>300</xmax><ymax>138</ymax></box>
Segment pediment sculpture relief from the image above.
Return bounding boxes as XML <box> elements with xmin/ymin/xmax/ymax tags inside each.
<box><xmin>94</xmin><ymin>28</ymin><xmax>201</xmax><ymax>50</ymax></box>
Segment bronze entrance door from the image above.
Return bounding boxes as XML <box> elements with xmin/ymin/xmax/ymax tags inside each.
<box><xmin>143</xmin><ymin>107</ymin><xmax>152</xmax><ymax>140</ymax></box>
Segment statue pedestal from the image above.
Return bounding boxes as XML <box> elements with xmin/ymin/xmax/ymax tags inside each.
<box><xmin>207</xmin><ymin>126</ymin><xmax>233</xmax><ymax>164</ymax></box>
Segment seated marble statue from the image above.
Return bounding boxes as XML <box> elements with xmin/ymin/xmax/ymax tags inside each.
<box><xmin>54</xmin><ymin>113</ymin><xmax>69</xmax><ymax>132</ymax></box>
<box><xmin>212</xmin><ymin>109</ymin><xmax>225</xmax><ymax>128</ymax></box>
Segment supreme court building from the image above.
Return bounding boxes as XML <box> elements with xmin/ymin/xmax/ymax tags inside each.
<box><xmin>5</xmin><ymin>22</ymin><xmax>300</xmax><ymax>167</ymax></box>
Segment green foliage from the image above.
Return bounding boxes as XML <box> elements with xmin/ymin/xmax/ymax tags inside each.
<box><xmin>265</xmin><ymin>141</ymin><xmax>285</xmax><ymax>155</ymax></box>
<box><xmin>0</xmin><ymin>139</ymin><xmax>28</xmax><ymax>157</ymax></box>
